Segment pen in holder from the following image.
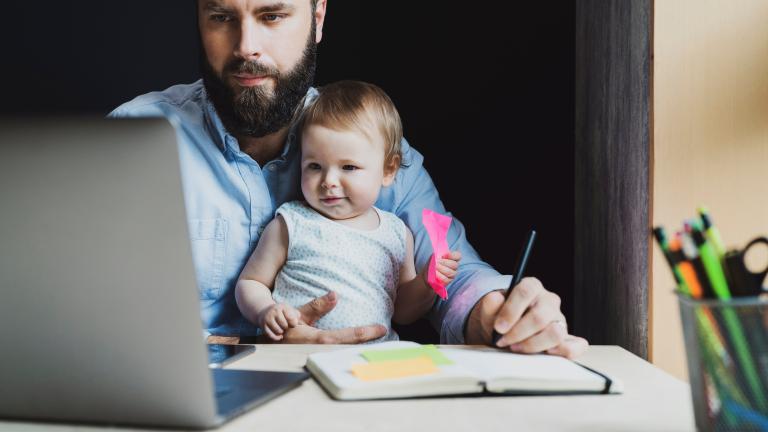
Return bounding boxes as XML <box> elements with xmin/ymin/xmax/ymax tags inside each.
<box><xmin>677</xmin><ymin>293</ymin><xmax>768</xmax><ymax>432</ymax></box>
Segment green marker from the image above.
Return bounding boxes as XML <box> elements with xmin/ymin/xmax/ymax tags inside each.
<box><xmin>698</xmin><ymin>206</ymin><xmax>726</xmax><ymax>259</ymax></box>
<box><xmin>691</xmin><ymin>226</ymin><xmax>730</xmax><ymax>300</ymax></box>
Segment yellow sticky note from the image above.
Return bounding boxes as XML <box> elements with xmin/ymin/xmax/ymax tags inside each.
<box><xmin>350</xmin><ymin>357</ymin><xmax>438</xmax><ymax>382</ymax></box>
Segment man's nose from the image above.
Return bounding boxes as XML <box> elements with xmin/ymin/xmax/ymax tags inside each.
<box><xmin>234</xmin><ymin>18</ymin><xmax>263</xmax><ymax>60</ymax></box>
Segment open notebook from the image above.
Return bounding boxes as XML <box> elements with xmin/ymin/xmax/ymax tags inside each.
<box><xmin>306</xmin><ymin>341</ymin><xmax>623</xmax><ymax>400</ymax></box>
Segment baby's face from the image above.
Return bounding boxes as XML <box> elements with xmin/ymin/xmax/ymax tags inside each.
<box><xmin>300</xmin><ymin>124</ymin><xmax>395</xmax><ymax>221</ymax></box>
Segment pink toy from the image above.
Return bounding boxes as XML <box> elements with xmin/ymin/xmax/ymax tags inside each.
<box><xmin>422</xmin><ymin>208</ymin><xmax>452</xmax><ymax>299</ymax></box>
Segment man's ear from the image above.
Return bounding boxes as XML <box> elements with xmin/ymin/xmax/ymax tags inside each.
<box><xmin>382</xmin><ymin>154</ymin><xmax>401</xmax><ymax>187</ymax></box>
<box><xmin>314</xmin><ymin>0</ymin><xmax>328</xmax><ymax>44</ymax></box>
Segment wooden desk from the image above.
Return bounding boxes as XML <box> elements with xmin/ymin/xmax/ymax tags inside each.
<box><xmin>0</xmin><ymin>345</ymin><xmax>695</xmax><ymax>431</ymax></box>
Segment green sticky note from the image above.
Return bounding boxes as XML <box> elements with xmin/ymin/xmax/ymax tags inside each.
<box><xmin>361</xmin><ymin>345</ymin><xmax>453</xmax><ymax>365</ymax></box>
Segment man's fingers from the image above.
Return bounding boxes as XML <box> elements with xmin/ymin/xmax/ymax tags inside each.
<box><xmin>316</xmin><ymin>324</ymin><xmax>387</xmax><ymax>344</ymax></box>
<box><xmin>281</xmin><ymin>324</ymin><xmax>320</xmax><ymax>344</ymax></box>
<box><xmin>467</xmin><ymin>290</ymin><xmax>506</xmax><ymax>345</ymax></box>
<box><xmin>493</xmin><ymin>277</ymin><xmax>545</xmax><ymax>334</ymax></box>
<box><xmin>503</xmin><ymin>319</ymin><xmax>567</xmax><ymax>353</ymax></box>
<box><xmin>497</xmin><ymin>304</ymin><xmax>565</xmax><ymax>347</ymax></box>
<box><xmin>279</xmin><ymin>323</ymin><xmax>386</xmax><ymax>344</ymax></box>
<box><xmin>286</xmin><ymin>308</ymin><xmax>300</xmax><ymax>327</ymax></box>
<box><xmin>463</xmin><ymin>291</ymin><xmax>498</xmax><ymax>345</ymax></box>
<box><xmin>546</xmin><ymin>335</ymin><xmax>589</xmax><ymax>359</ymax></box>
<box><xmin>297</xmin><ymin>291</ymin><xmax>338</xmax><ymax>326</ymax></box>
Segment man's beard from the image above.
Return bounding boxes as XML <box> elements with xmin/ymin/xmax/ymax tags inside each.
<box><xmin>201</xmin><ymin>28</ymin><xmax>317</xmax><ymax>138</ymax></box>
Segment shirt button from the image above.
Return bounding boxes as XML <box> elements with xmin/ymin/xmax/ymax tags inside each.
<box><xmin>268</xmin><ymin>164</ymin><xmax>277</xmax><ymax>171</ymax></box>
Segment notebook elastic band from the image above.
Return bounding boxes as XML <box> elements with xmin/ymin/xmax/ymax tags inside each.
<box><xmin>575</xmin><ymin>363</ymin><xmax>612</xmax><ymax>394</ymax></box>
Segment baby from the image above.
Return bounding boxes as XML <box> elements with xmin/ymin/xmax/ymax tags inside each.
<box><xmin>235</xmin><ymin>81</ymin><xmax>461</xmax><ymax>342</ymax></box>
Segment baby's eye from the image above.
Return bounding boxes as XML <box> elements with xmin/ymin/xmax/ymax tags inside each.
<box><xmin>342</xmin><ymin>165</ymin><xmax>359</xmax><ymax>171</ymax></box>
<box><xmin>307</xmin><ymin>162</ymin><xmax>321</xmax><ymax>170</ymax></box>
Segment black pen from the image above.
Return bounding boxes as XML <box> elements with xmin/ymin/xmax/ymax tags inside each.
<box><xmin>492</xmin><ymin>229</ymin><xmax>537</xmax><ymax>346</ymax></box>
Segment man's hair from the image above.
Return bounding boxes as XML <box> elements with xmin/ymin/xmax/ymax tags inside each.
<box><xmin>196</xmin><ymin>0</ymin><xmax>319</xmax><ymax>17</ymax></box>
<box><xmin>301</xmin><ymin>81</ymin><xmax>403</xmax><ymax>168</ymax></box>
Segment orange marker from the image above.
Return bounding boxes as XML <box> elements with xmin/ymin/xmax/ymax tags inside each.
<box><xmin>669</xmin><ymin>237</ymin><xmax>703</xmax><ymax>298</ymax></box>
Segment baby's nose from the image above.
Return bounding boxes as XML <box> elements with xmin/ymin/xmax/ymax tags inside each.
<box><xmin>321</xmin><ymin>178</ymin><xmax>338</xmax><ymax>189</ymax></box>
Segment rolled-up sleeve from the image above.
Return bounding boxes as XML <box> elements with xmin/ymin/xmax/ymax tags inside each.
<box><xmin>387</xmin><ymin>140</ymin><xmax>511</xmax><ymax>344</ymax></box>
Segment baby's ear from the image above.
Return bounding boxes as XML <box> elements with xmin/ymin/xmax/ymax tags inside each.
<box><xmin>382</xmin><ymin>154</ymin><xmax>401</xmax><ymax>187</ymax></box>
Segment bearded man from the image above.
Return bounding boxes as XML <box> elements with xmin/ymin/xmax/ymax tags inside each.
<box><xmin>110</xmin><ymin>0</ymin><xmax>587</xmax><ymax>357</ymax></box>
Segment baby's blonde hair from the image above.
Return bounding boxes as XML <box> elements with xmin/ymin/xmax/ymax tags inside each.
<box><xmin>300</xmin><ymin>80</ymin><xmax>403</xmax><ymax>169</ymax></box>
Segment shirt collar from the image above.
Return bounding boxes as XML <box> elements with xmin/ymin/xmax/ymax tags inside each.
<box><xmin>201</xmin><ymin>85</ymin><xmax>319</xmax><ymax>161</ymax></box>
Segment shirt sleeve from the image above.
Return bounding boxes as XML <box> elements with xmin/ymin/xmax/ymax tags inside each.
<box><xmin>385</xmin><ymin>139</ymin><xmax>512</xmax><ymax>344</ymax></box>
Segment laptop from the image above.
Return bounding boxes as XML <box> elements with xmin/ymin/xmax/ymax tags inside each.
<box><xmin>0</xmin><ymin>117</ymin><xmax>308</xmax><ymax>429</ymax></box>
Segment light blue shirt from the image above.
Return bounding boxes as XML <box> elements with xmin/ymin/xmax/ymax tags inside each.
<box><xmin>109</xmin><ymin>80</ymin><xmax>510</xmax><ymax>343</ymax></box>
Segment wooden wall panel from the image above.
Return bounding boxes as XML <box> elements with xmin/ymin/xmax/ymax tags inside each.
<box><xmin>574</xmin><ymin>0</ymin><xmax>652</xmax><ymax>358</ymax></box>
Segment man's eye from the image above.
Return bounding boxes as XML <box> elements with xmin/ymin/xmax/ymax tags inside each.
<box><xmin>262</xmin><ymin>14</ymin><xmax>284</xmax><ymax>23</ymax></box>
<box><xmin>307</xmin><ymin>163</ymin><xmax>321</xmax><ymax>170</ymax></box>
<box><xmin>210</xmin><ymin>14</ymin><xmax>234</xmax><ymax>23</ymax></box>
<box><xmin>342</xmin><ymin>165</ymin><xmax>359</xmax><ymax>171</ymax></box>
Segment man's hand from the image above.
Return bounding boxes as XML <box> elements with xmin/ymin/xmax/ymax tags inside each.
<box><xmin>278</xmin><ymin>291</ymin><xmax>387</xmax><ymax>344</ymax></box>
<box><xmin>464</xmin><ymin>277</ymin><xmax>588</xmax><ymax>359</ymax></box>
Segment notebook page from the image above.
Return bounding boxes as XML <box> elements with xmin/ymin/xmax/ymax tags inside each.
<box><xmin>441</xmin><ymin>349</ymin><xmax>603</xmax><ymax>384</ymax></box>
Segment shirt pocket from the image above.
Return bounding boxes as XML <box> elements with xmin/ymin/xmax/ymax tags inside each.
<box><xmin>188</xmin><ymin>218</ymin><xmax>228</xmax><ymax>301</ymax></box>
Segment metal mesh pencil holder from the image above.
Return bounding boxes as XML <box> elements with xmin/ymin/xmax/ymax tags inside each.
<box><xmin>677</xmin><ymin>293</ymin><xmax>768</xmax><ymax>431</ymax></box>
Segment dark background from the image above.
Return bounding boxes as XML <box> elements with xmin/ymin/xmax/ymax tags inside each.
<box><xmin>1</xmin><ymin>1</ymin><xmax>575</xmax><ymax>340</ymax></box>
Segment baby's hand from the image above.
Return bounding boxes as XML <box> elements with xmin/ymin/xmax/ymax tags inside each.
<box><xmin>260</xmin><ymin>303</ymin><xmax>301</xmax><ymax>341</ymax></box>
<box><xmin>433</xmin><ymin>251</ymin><xmax>462</xmax><ymax>286</ymax></box>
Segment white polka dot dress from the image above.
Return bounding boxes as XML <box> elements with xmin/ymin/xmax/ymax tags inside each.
<box><xmin>272</xmin><ymin>201</ymin><xmax>406</xmax><ymax>342</ymax></box>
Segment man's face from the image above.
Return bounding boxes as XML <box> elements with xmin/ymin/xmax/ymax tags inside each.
<box><xmin>198</xmin><ymin>0</ymin><xmax>326</xmax><ymax>138</ymax></box>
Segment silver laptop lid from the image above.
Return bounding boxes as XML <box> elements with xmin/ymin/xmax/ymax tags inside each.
<box><xmin>0</xmin><ymin>117</ymin><xmax>218</xmax><ymax>428</ymax></box>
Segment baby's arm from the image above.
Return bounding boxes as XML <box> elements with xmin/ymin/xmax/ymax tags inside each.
<box><xmin>235</xmin><ymin>215</ymin><xmax>299</xmax><ymax>341</ymax></box>
<box><xmin>393</xmin><ymin>228</ymin><xmax>461</xmax><ymax>325</ymax></box>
